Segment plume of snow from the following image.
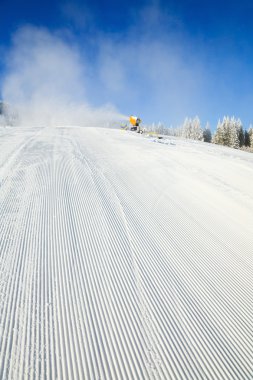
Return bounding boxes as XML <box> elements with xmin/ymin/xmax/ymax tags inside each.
<box><xmin>2</xmin><ymin>26</ymin><xmax>128</xmax><ymax>127</ymax></box>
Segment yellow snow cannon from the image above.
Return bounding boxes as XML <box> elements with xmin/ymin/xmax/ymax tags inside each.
<box><xmin>129</xmin><ymin>115</ymin><xmax>142</xmax><ymax>132</ymax></box>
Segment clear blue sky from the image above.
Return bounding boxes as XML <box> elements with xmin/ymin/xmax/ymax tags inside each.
<box><xmin>1</xmin><ymin>0</ymin><xmax>253</xmax><ymax>129</ymax></box>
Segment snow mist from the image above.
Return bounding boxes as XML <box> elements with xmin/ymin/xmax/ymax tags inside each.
<box><xmin>2</xmin><ymin>26</ymin><xmax>128</xmax><ymax>127</ymax></box>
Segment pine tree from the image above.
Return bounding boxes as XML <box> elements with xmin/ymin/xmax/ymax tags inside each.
<box><xmin>235</xmin><ymin>118</ymin><xmax>244</xmax><ymax>147</ymax></box>
<box><xmin>192</xmin><ymin>116</ymin><xmax>203</xmax><ymax>140</ymax></box>
<box><xmin>203</xmin><ymin>122</ymin><xmax>212</xmax><ymax>142</ymax></box>
<box><xmin>157</xmin><ymin>122</ymin><xmax>165</xmax><ymax>135</ymax></box>
<box><xmin>182</xmin><ymin>116</ymin><xmax>203</xmax><ymax>140</ymax></box>
<box><xmin>182</xmin><ymin>117</ymin><xmax>191</xmax><ymax>139</ymax></box>
<box><xmin>244</xmin><ymin>130</ymin><xmax>250</xmax><ymax>147</ymax></box>
<box><xmin>213</xmin><ymin>119</ymin><xmax>221</xmax><ymax>144</ymax></box>
<box><xmin>213</xmin><ymin>116</ymin><xmax>243</xmax><ymax>148</ymax></box>
<box><xmin>248</xmin><ymin>126</ymin><xmax>253</xmax><ymax>148</ymax></box>
<box><xmin>229</xmin><ymin>117</ymin><xmax>240</xmax><ymax>149</ymax></box>
<box><xmin>223</xmin><ymin>116</ymin><xmax>231</xmax><ymax>146</ymax></box>
<box><xmin>213</xmin><ymin>117</ymin><xmax>229</xmax><ymax>145</ymax></box>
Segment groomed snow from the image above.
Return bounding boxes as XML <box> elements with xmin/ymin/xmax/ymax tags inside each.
<box><xmin>0</xmin><ymin>126</ymin><xmax>253</xmax><ymax>379</ymax></box>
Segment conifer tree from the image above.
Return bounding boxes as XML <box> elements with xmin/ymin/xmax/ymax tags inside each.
<box><xmin>192</xmin><ymin>116</ymin><xmax>203</xmax><ymax>140</ymax></box>
<box><xmin>248</xmin><ymin>126</ymin><xmax>253</xmax><ymax>148</ymax></box>
<box><xmin>213</xmin><ymin>119</ymin><xmax>222</xmax><ymax>144</ymax></box>
<box><xmin>213</xmin><ymin>117</ymin><xmax>229</xmax><ymax>145</ymax></box>
<box><xmin>229</xmin><ymin>117</ymin><xmax>240</xmax><ymax>149</ymax></box>
<box><xmin>213</xmin><ymin>116</ymin><xmax>244</xmax><ymax>148</ymax></box>
<box><xmin>182</xmin><ymin>117</ymin><xmax>191</xmax><ymax>139</ymax></box>
<box><xmin>244</xmin><ymin>130</ymin><xmax>250</xmax><ymax>147</ymax></box>
<box><xmin>203</xmin><ymin>122</ymin><xmax>212</xmax><ymax>142</ymax></box>
<box><xmin>182</xmin><ymin>116</ymin><xmax>203</xmax><ymax>140</ymax></box>
<box><xmin>223</xmin><ymin>116</ymin><xmax>231</xmax><ymax>146</ymax></box>
<box><xmin>235</xmin><ymin>118</ymin><xmax>244</xmax><ymax>147</ymax></box>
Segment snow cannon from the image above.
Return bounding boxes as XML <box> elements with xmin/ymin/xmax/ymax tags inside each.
<box><xmin>130</xmin><ymin>115</ymin><xmax>141</xmax><ymax>127</ymax></box>
<box><xmin>129</xmin><ymin>115</ymin><xmax>142</xmax><ymax>132</ymax></box>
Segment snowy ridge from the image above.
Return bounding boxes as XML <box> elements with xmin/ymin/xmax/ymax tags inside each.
<box><xmin>0</xmin><ymin>126</ymin><xmax>253</xmax><ymax>379</ymax></box>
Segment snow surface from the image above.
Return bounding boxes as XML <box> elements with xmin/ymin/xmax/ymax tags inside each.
<box><xmin>0</xmin><ymin>126</ymin><xmax>253</xmax><ymax>380</ymax></box>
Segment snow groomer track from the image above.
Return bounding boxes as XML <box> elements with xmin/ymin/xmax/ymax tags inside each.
<box><xmin>0</xmin><ymin>126</ymin><xmax>253</xmax><ymax>380</ymax></box>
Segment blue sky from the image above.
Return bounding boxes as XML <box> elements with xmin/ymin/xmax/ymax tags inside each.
<box><xmin>1</xmin><ymin>0</ymin><xmax>253</xmax><ymax>129</ymax></box>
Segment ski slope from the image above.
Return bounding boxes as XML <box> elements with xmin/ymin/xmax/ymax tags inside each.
<box><xmin>0</xmin><ymin>126</ymin><xmax>253</xmax><ymax>380</ymax></box>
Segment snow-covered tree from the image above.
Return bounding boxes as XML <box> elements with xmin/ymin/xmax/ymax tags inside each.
<box><xmin>192</xmin><ymin>116</ymin><xmax>204</xmax><ymax>140</ymax></box>
<box><xmin>213</xmin><ymin>116</ymin><xmax>227</xmax><ymax>145</ymax></box>
<box><xmin>156</xmin><ymin>122</ymin><xmax>165</xmax><ymax>135</ymax></box>
<box><xmin>182</xmin><ymin>117</ymin><xmax>191</xmax><ymax>139</ymax></box>
<box><xmin>223</xmin><ymin>116</ymin><xmax>232</xmax><ymax>146</ymax></box>
<box><xmin>213</xmin><ymin>116</ymin><xmax>244</xmax><ymax>149</ymax></box>
<box><xmin>248</xmin><ymin>126</ymin><xmax>253</xmax><ymax>148</ymax></box>
<box><xmin>182</xmin><ymin>116</ymin><xmax>203</xmax><ymax>140</ymax></box>
<box><xmin>235</xmin><ymin>118</ymin><xmax>244</xmax><ymax>147</ymax></box>
<box><xmin>203</xmin><ymin>122</ymin><xmax>212</xmax><ymax>142</ymax></box>
<box><xmin>244</xmin><ymin>129</ymin><xmax>250</xmax><ymax>147</ymax></box>
<box><xmin>229</xmin><ymin>117</ymin><xmax>240</xmax><ymax>149</ymax></box>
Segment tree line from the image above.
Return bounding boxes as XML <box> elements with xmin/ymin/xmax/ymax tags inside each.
<box><xmin>146</xmin><ymin>116</ymin><xmax>253</xmax><ymax>151</ymax></box>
